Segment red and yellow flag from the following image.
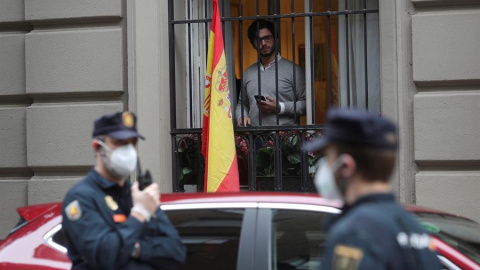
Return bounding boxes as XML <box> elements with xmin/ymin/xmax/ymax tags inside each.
<box><xmin>201</xmin><ymin>0</ymin><xmax>239</xmax><ymax>192</ymax></box>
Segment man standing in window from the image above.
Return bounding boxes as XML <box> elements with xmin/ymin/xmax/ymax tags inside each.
<box><xmin>62</xmin><ymin>112</ymin><xmax>186</xmax><ymax>270</ymax></box>
<box><xmin>307</xmin><ymin>108</ymin><xmax>441</xmax><ymax>270</ymax></box>
<box><xmin>236</xmin><ymin>19</ymin><xmax>306</xmax><ymax>126</ymax></box>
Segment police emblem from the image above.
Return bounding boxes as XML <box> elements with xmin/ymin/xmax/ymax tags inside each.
<box><xmin>65</xmin><ymin>200</ymin><xmax>82</xmax><ymax>221</ymax></box>
<box><xmin>332</xmin><ymin>245</ymin><xmax>363</xmax><ymax>270</ymax></box>
<box><xmin>105</xmin><ymin>195</ymin><xmax>119</xmax><ymax>211</ymax></box>
<box><xmin>122</xmin><ymin>112</ymin><xmax>134</xmax><ymax>128</ymax></box>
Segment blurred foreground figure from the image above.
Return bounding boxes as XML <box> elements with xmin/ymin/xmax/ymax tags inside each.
<box><xmin>62</xmin><ymin>112</ymin><xmax>185</xmax><ymax>270</ymax></box>
<box><xmin>306</xmin><ymin>108</ymin><xmax>441</xmax><ymax>270</ymax></box>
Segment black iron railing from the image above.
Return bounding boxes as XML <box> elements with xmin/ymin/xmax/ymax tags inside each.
<box><xmin>172</xmin><ymin>127</ymin><xmax>325</xmax><ymax>192</ymax></box>
<box><xmin>168</xmin><ymin>0</ymin><xmax>379</xmax><ymax>192</ymax></box>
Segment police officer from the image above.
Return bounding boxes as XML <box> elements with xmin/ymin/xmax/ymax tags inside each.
<box><xmin>306</xmin><ymin>108</ymin><xmax>441</xmax><ymax>270</ymax></box>
<box><xmin>62</xmin><ymin>112</ymin><xmax>186</xmax><ymax>270</ymax></box>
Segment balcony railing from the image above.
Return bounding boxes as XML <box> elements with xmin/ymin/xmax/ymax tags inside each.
<box><xmin>172</xmin><ymin>125</ymin><xmax>326</xmax><ymax>192</ymax></box>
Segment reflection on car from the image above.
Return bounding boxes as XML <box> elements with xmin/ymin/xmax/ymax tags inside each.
<box><xmin>1</xmin><ymin>193</ymin><xmax>480</xmax><ymax>270</ymax></box>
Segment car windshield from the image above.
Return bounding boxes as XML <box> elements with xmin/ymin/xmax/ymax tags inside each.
<box><xmin>415</xmin><ymin>212</ymin><xmax>480</xmax><ymax>265</ymax></box>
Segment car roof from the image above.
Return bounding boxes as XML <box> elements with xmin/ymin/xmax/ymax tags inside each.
<box><xmin>160</xmin><ymin>192</ymin><xmax>342</xmax><ymax>207</ymax></box>
<box><xmin>15</xmin><ymin>192</ymin><xmax>463</xmax><ymax>221</ymax></box>
<box><xmin>160</xmin><ymin>192</ymin><xmax>467</xmax><ymax>218</ymax></box>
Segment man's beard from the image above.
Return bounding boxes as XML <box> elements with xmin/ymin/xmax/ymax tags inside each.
<box><xmin>260</xmin><ymin>46</ymin><xmax>275</xmax><ymax>58</ymax></box>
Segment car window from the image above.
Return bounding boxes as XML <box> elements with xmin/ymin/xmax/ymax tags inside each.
<box><xmin>165</xmin><ymin>208</ymin><xmax>245</xmax><ymax>270</ymax></box>
<box><xmin>52</xmin><ymin>228</ymin><xmax>67</xmax><ymax>247</ymax></box>
<box><xmin>271</xmin><ymin>209</ymin><xmax>333</xmax><ymax>270</ymax></box>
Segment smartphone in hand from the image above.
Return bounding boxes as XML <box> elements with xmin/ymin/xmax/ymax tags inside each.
<box><xmin>254</xmin><ymin>95</ymin><xmax>267</xmax><ymax>102</ymax></box>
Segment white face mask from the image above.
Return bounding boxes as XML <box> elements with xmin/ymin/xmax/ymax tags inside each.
<box><xmin>314</xmin><ymin>156</ymin><xmax>344</xmax><ymax>200</ymax></box>
<box><xmin>98</xmin><ymin>141</ymin><xmax>138</xmax><ymax>179</ymax></box>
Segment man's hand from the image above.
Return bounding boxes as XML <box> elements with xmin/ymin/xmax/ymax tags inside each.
<box><xmin>258</xmin><ymin>96</ymin><xmax>279</xmax><ymax>113</ymax></box>
<box><xmin>237</xmin><ymin>116</ymin><xmax>251</xmax><ymax>127</ymax></box>
<box><xmin>131</xmin><ymin>182</ymin><xmax>160</xmax><ymax>222</ymax></box>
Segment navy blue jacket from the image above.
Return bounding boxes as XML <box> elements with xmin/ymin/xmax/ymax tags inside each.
<box><xmin>62</xmin><ymin>169</ymin><xmax>186</xmax><ymax>270</ymax></box>
<box><xmin>320</xmin><ymin>193</ymin><xmax>442</xmax><ymax>270</ymax></box>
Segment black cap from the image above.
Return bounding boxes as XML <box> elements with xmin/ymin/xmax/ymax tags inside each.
<box><xmin>304</xmin><ymin>108</ymin><xmax>397</xmax><ymax>151</ymax></box>
<box><xmin>92</xmin><ymin>111</ymin><xmax>145</xmax><ymax>140</ymax></box>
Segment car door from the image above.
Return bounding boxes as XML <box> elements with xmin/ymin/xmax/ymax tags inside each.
<box><xmin>255</xmin><ymin>203</ymin><xmax>341</xmax><ymax>270</ymax></box>
<box><xmin>162</xmin><ymin>202</ymin><xmax>258</xmax><ymax>270</ymax></box>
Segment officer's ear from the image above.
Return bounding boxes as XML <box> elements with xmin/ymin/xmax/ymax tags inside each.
<box><xmin>337</xmin><ymin>154</ymin><xmax>356</xmax><ymax>179</ymax></box>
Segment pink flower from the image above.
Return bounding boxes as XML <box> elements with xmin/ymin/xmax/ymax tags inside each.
<box><xmin>239</xmin><ymin>142</ymin><xmax>248</xmax><ymax>157</ymax></box>
<box><xmin>235</xmin><ymin>136</ymin><xmax>248</xmax><ymax>157</ymax></box>
<box><xmin>265</xmin><ymin>140</ymin><xmax>274</xmax><ymax>148</ymax></box>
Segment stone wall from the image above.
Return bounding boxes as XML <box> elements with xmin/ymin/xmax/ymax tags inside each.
<box><xmin>411</xmin><ymin>0</ymin><xmax>480</xmax><ymax>222</ymax></box>
<box><xmin>0</xmin><ymin>0</ymin><xmax>126</xmax><ymax>238</ymax></box>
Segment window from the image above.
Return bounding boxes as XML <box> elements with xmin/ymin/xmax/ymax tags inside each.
<box><xmin>51</xmin><ymin>227</ymin><xmax>67</xmax><ymax>248</ymax></box>
<box><xmin>271</xmin><ymin>209</ymin><xmax>333</xmax><ymax>270</ymax></box>
<box><xmin>168</xmin><ymin>0</ymin><xmax>380</xmax><ymax>192</ymax></box>
<box><xmin>44</xmin><ymin>224</ymin><xmax>68</xmax><ymax>254</ymax></box>
<box><xmin>166</xmin><ymin>208</ymin><xmax>246</xmax><ymax>270</ymax></box>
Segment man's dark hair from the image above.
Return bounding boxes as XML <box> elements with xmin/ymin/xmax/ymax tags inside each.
<box><xmin>333</xmin><ymin>143</ymin><xmax>396</xmax><ymax>183</ymax></box>
<box><xmin>247</xmin><ymin>19</ymin><xmax>275</xmax><ymax>46</ymax></box>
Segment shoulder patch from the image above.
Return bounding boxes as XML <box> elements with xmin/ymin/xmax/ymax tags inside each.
<box><xmin>65</xmin><ymin>200</ymin><xmax>82</xmax><ymax>221</ymax></box>
<box><xmin>332</xmin><ymin>245</ymin><xmax>363</xmax><ymax>270</ymax></box>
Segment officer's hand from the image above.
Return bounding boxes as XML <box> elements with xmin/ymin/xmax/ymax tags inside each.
<box><xmin>237</xmin><ymin>116</ymin><xmax>251</xmax><ymax>127</ymax></box>
<box><xmin>131</xmin><ymin>182</ymin><xmax>160</xmax><ymax>218</ymax></box>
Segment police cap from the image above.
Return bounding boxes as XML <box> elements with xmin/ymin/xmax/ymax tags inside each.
<box><xmin>92</xmin><ymin>111</ymin><xmax>145</xmax><ymax>140</ymax></box>
<box><xmin>305</xmin><ymin>108</ymin><xmax>397</xmax><ymax>151</ymax></box>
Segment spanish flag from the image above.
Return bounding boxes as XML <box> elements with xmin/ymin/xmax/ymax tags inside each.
<box><xmin>201</xmin><ymin>0</ymin><xmax>239</xmax><ymax>192</ymax></box>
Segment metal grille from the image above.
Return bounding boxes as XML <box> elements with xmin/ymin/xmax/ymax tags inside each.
<box><xmin>168</xmin><ymin>0</ymin><xmax>379</xmax><ymax>192</ymax></box>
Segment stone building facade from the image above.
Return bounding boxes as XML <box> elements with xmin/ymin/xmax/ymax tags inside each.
<box><xmin>0</xmin><ymin>0</ymin><xmax>479</xmax><ymax>238</ymax></box>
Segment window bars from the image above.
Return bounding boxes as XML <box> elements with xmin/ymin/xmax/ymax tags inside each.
<box><xmin>168</xmin><ymin>0</ymin><xmax>379</xmax><ymax>192</ymax></box>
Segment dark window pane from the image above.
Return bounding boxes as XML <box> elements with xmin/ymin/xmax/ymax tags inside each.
<box><xmin>166</xmin><ymin>208</ymin><xmax>245</xmax><ymax>270</ymax></box>
<box><xmin>272</xmin><ymin>209</ymin><xmax>333</xmax><ymax>270</ymax></box>
<box><xmin>52</xmin><ymin>229</ymin><xmax>67</xmax><ymax>247</ymax></box>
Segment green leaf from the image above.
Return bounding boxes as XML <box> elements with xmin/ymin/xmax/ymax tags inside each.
<box><xmin>256</xmin><ymin>148</ymin><xmax>274</xmax><ymax>172</ymax></box>
<box><xmin>287</xmin><ymin>153</ymin><xmax>301</xmax><ymax>164</ymax></box>
<box><xmin>182</xmin><ymin>167</ymin><xmax>193</xmax><ymax>175</ymax></box>
<box><xmin>290</xmin><ymin>135</ymin><xmax>299</xmax><ymax>147</ymax></box>
<box><xmin>308</xmin><ymin>155</ymin><xmax>320</xmax><ymax>166</ymax></box>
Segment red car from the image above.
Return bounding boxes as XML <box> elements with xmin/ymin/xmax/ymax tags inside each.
<box><xmin>0</xmin><ymin>192</ymin><xmax>479</xmax><ymax>270</ymax></box>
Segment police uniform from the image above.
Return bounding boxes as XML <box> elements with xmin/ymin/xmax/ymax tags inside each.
<box><xmin>62</xmin><ymin>112</ymin><xmax>186</xmax><ymax>270</ymax></box>
<box><xmin>304</xmin><ymin>108</ymin><xmax>442</xmax><ymax>270</ymax></box>
<box><xmin>320</xmin><ymin>193</ymin><xmax>442</xmax><ymax>270</ymax></box>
